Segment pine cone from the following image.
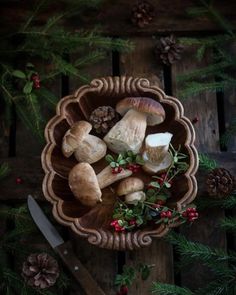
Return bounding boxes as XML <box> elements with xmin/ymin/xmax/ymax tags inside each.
<box><xmin>155</xmin><ymin>35</ymin><xmax>184</xmax><ymax>65</ymax></box>
<box><xmin>89</xmin><ymin>106</ymin><xmax>120</xmax><ymax>134</ymax></box>
<box><xmin>22</xmin><ymin>253</ymin><xmax>59</xmax><ymax>289</ymax></box>
<box><xmin>131</xmin><ymin>1</ymin><xmax>155</xmax><ymax>28</ymax></box>
<box><xmin>206</xmin><ymin>168</ymin><xmax>235</xmax><ymax>198</ymax></box>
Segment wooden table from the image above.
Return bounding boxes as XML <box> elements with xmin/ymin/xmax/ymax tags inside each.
<box><xmin>1</xmin><ymin>1</ymin><xmax>236</xmax><ymax>294</ymax></box>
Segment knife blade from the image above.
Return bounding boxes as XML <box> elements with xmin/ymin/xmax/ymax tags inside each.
<box><xmin>27</xmin><ymin>195</ymin><xmax>106</xmax><ymax>295</ymax></box>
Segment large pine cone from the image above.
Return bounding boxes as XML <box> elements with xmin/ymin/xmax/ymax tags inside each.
<box><xmin>22</xmin><ymin>253</ymin><xmax>59</xmax><ymax>289</ymax></box>
<box><xmin>89</xmin><ymin>106</ymin><xmax>120</xmax><ymax>134</ymax></box>
<box><xmin>155</xmin><ymin>35</ymin><xmax>184</xmax><ymax>65</ymax></box>
<box><xmin>131</xmin><ymin>1</ymin><xmax>155</xmax><ymax>28</ymax></box>
<box><xmin>206</xmin><ymin>168</ymin><xmax>235</xmax><ymax>198</ymax></box>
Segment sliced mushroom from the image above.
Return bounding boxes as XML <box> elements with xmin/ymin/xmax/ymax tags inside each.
<box><xmin>142</xmin><ymin>152</ymin><xmax>173</xmax><ymax>175</ymax></box>
<box><xmin>116</xmin><ymin>177</ymin><xmax>146</xmax><ymax>205</ymax></box>
<box><xmin>144</xmin><ymin>132</ymin><xmax>173</xmax><ymax>163</ymax></box>
<box><xmin>62</xmin><ymin>121</ymin><xmax>107</xmax><ymax>164</ymax></box>
<box><xmin>104</xmin><ymin>97</ymin><xmax>165</xmax><ymax>154</ymax></box>
<box><xmin>69</xmin><ymin>162</ymin><xmax>102</xmax><ymax>207</ymax></box>
<box><xmin>142</xmin><ymin>132</ymin><xmax>173</xmax><ymax>174</ymax></box>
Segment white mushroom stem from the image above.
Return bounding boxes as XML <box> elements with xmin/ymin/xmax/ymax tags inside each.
<box><xmin>74</xmin><ymin>134</ymin><xmax>107</xmax><ymax>164</ymax></box>
<box><xmin>97</xmin><ymin>166</ymin><xmax>132</xmax><ymax>189</ymax></box>
<box><xmin>144</xmin><ymin>132</ymin><xmax>173</xmax><ymax>163</ymax></box>
<box><xmin>142</xmin><ymin>152</ymin><xmax>173</xmax><ymax>175</ymax></box>
<box><xmin>125</xmin><ymin>191</ymin><xmax>146</xmax><ymax>205</ymax></box>
<box><xmin>104</xmin><ymin>109</ymin><xmax>147</xmax><ymax>154</ymax></box>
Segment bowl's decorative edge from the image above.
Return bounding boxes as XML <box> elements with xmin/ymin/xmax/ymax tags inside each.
<box><xmin>41</xmin><ymin>76</ymin><xmax>198</xmax><ymax>251</ymax></box>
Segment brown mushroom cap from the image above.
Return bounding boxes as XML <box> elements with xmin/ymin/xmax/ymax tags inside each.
<box><xmin>116</xmin><ymin>97</ymin><xmax>165</xmax><ymax>126</ymax></box>
<box><xmin>62</xmin><ymin>121</ymin><xmax>92</xmax><ymax>157</ymax></box>
<box><xmin>116</xmin><ymin>177</ymin><xmax>144</xmax><ymax>196</ymax></box>
<box><xmin>68</xmin><ymin>162</ymin><xmax>102</xmax><ymax>207</ymax></box>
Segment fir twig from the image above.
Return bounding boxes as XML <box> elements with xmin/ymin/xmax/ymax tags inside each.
<box><xmin>196</xmin><ymin>194</ymin><xmax>236</xmax><ymax>210</ymax></box>
<box><xmin>151</xmin><ymin>283</ymin><xmax>193</xmax><ymax>295</ymax></box>
<box><xmin>0</xmin><ymin>163</ymin><xmax>10</xmax><ymax>180</ymax></box>
<box><xmin>198</xmin><ymin>153</ymin><xmax>218</xmax><ymax>171</ymax></box>
<box><xmin>220</xmin><ymin>216</ymin><xmax>236</xmax><ymax>232</ymax></box>
<box><xmin>220</xmin><ymin>117</ymin><xmax>236</xmax><ymax>148</ymax></box>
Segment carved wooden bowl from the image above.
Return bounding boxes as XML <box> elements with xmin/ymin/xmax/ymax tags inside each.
<box><xmin>42</xmin><ymin>76</ymin><xmax>198</xmax><ymax>251</ymax></box>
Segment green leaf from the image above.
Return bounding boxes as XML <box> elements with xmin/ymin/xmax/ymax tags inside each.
<box><xmin>12</xmin><ymin>70</ymin><xmax>26</xmax><ymax>79</ymax></box>
<box><xmin>127</xmin><ymin>150</ymin><xmax>134</xmax><ymax>157</ymax></box>
<box><xmin>26</xmin><ymin>63</ymin><xmax>34</xmax><ymax>68</ymax></box>
<box><xmin>135</xmin><ymin>155</ymin><xmax>144</xmax><ymax>165</ymax></box>
<box><xmin>149</xmin><ymin>182</ymin><xmax>160</xmax><ymax>188</ymax></box>
<box><xmin>126</xmin><ymin>157</ymin><xmax>133</xmax><ymax>163</ymax></box>
<box><xmin>139</xmin><ymin>264</ymin><xmax>152</xmax><ymax>280</ymax></box>
<box><xmin>105</xmin><ymin>154</ymin><xmax>114</xmax><ymax>163</ymax></box>
<box><xmin>110</xmin><ymin>162</ymin><xmax>116</xmax><ymax>168</ymax></box>
<box><xmin>23</xmin><ymin>81</ymin><xmax>33</xmax><ymax>94</ymax></box>
<box><xmin>119</xmin><ymin>159</ymin><xmax>127</xmax><ymax>165</ymax></box>
<box><xmin>164</xmin><ymin>182</ymin><xmax>171</xmax><ymax>188</ymax></box>
<box><xmin>117</xmin><ymin>154</ymin><xmax>123</xmax><ymax>162</ymax></box>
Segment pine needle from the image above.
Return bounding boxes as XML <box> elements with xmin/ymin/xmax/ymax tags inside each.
<box><xmin>0</xmin><ymin>163</ymin><xmax>10</xmax><ymax>181</ymax></box>
<box><xmin>151</xmin><ymin>283</ymin><xmax>193</xmax><ymax>295</ymax></box>
<box><xmin>220</xmin><ymin>216</ymin><xmax>236</xmax><ymax>232</ymax></box>
<box><xmin>198</xmin><ymin>153</ymin><xmax>218</xmax><ymax>171</ymax></box>
<box><xmin>196</xmin><ymin>194</ymin><xmax>236</xmax><ymax>210</ymax></box>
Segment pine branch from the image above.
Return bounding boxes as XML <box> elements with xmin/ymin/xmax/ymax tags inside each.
<box><xmin>0</xmin><ymin>162</ymin><xmax>10</xmax><ymax>181</ymax></box>
<box><xmin>166</xmin><ymin>232</ymin><xmax>234</xmax><ymax>265</ymax></box>
<box><xmin>198</xmin><ymin>153</ymin><xmax>218</xmax><ymax>171</ymax></box>
<box><xmin>151</xmin><ymin>283</ymin><xmax>193</xmax><ymax>295</ymax></box>
<box><xmin>220</xmin><ymin>216</ymin><xmax>236</xmax><ymax>232</ymax></box>
<box><xmin>220</xmin><ymin>117</ymin><xmax>236</xmax><ymax>148</ymax></box>
<box><xmin>177</xmin><ymin>60</ymin><xmax>232</xmax><ymax>83</ymax></box>
<box><xmin>196</xmin><ymin>194</ymin><xmax>236</xmax><ymax>210</ymax></box>
<box><xmin>195</xmin><ymin>278</ymin><xmax>235</xmax><ymax>295</ymax></box>
<box><xmin>178</xmin><ymin>80</ymin><xmax>236</xmax><ymax>98</ymax></box>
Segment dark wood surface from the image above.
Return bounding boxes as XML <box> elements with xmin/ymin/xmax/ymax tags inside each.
<box><xmin>1</xmin><ymin>1</ymin><xmax>236</xmax><ymax>295</ymax></box>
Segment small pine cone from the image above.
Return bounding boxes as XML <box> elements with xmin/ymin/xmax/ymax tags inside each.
<box><xmin>22</xmin><ymin>253</ymin><xmax>59</xmax><ymax>289</ymax></box>
<box><xmin>155</xmin><ymin>35</ymin><xmax>184</xmax><ymax>65</ymax></box>
<box><xmin>131</xmin><ymin>1</ymin><xmax>155</xmax><ymax>28</ymax></box>
<box><xmin>206</xmin><ymin>168</ymin><xmax>235</xmax><ymax>198</ymax></box>
<box><xmin>89</xmin><ymin>106</ymin><xmax>120</xmax><ymax>134</ymax></box>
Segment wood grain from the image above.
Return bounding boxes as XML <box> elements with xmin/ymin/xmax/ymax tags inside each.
<box><xmin>172</xmin><ymin>45</ymin><xmax>227</xmax><ymax>290</ymax></box>
<box><xmin>120</xmin><ymin>38</ymin><xmax>174</xmax><ymax>294</ymax></box>
<box><xmin>2</xmin><ymin>0</ymin><xmax>236</xmax><ymax>35</ymax></box>
<box><xmin>68</xmin><ymin>52</ymin><xmax>117</xmax><ymax>295</ymax></box>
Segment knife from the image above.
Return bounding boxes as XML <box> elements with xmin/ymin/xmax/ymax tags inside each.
<box><xmin>27</xmin><ymin>195</ymin><xmax>106</xmax><ymax>295</ymax></box>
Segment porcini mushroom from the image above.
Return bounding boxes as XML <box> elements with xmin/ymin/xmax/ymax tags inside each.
<box><xmin>69</xmin><ymin>163</ymin><xmax>132</xmax><ymax>207</ymax></box>
<box><xmin>62</xmin><ymin>121</ymin><xmax>107</xmax><ymax>164</ymax></box>
<box><xmin>116</xmin><ymin>177</ymin><xmax>146</xmax><ymax>205</ymax></box>
<box><xmin>69</xmin><ymin>162</ymin><xmax>102</xmax><ymax>207</ymax></box>
<box><xmin>104</xmin><ymin>97</ymin><xmax>165</xmax><ymax>154</ymax></box>
<box><xmin>142</xmin><ymin>132</ymin><xmax>173</xmax><ymax>174</ymax></box>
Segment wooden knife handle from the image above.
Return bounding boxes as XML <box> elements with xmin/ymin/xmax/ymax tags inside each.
<box><xmin>55</xmin><ymin>241</ymin><xmax>106</xmax><ymax>295</ymax></box>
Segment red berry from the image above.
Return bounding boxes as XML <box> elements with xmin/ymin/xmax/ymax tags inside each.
<box><xmin>166</xmin><ymin>211</ymin><xmax>172</xmax><ymax>218</ymax></box>
<box><xmin>16</xmin><ymin>177</ymin><xmax>23</xmax><ymax>184</ymax></box>
<box><xmin>182</xmin><ymin>211</ymin><xmax>187</xmax><ymax>217</ymax></box>
<box><xmin>120</xmin><ymin>285</ymin><xmax>128</xmax><ymax>295</ymax></box>
<box><xmin>129</xmin><ymin>220</ymin><xmax>136</xmax><ymax>226</ymax></box>
<box><xmin>188</xmin><ymin>212</ymin><xmax>196</xmax><ymax>218</ymax></box>
<box><xmin>160</xmin><ymin>212</ymin><xmax>167</xmax><ymax>218</ymax></box>
<box><xmin>192</xmin><ymin>117</ymin><xmax>199</xmax><ymax>124</ymax></box>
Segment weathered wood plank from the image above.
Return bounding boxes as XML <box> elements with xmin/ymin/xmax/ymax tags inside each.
<box><xmin>224</xmin><ymin>42</ymin><xmax>236</xmax><ymax>151</ymax></box>
<box><xmin>2</xmin><ymin>0</ymin><xmax>236</xmax><ymax>35</ymax></box>
<box><xmin>120</xmin><ymin>37</ymin><xmax>174</xmax><ymax>295</ymax></box>
<box><xmin>172</xmin><ymin>45</ymin><xmax>226</xmax><ymax>290</ymax></box>
<box><xmin>69</xmin><ymin>52</ymin><xmax>117</xmax><ymax>295</ymax></box>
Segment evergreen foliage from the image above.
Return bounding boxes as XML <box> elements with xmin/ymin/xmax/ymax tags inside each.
<box><xmin>177</xmin><ymin>0</ymin><xmax>236</xmax><ymax>155</ymax></box>
<box><xmin>0</xmin><ymin>204</ymin><xmax>70</xmax><ymax>294</ymax></box>
<box><xmin>0</xmin><ymin>162</ymin><xmax>10</xmax><ymax>180</ymax></box>
<box><xmin>198</xmin><ymin>153</ymin><xmax>218</xmax><ymax>171</ymax></box>
<box><xmin>0</xmin><ymin>0</ymin><xmax>133</xmax><ymax>141</ymax></box>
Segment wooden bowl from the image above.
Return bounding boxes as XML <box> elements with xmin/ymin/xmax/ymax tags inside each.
<box><xmin>42</xmin><ymin>76</ymin><xmax>198</xmax><ymax>250</ymax></box>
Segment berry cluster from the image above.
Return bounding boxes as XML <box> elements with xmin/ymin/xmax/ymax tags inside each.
<box><xmin>117</xmin><ymin>285</ymin><xmax>128</xmax><ymax>295</ymax></box>
<box><xmin>110</xmin><ymin>220</ymin><xmax>125</xmax><ymax>232</ymax></box>
<box><xmin>160</xmin><ymin>210</ymin><xmax>172</xmax><ymax>218</ymax></box>
<box><xmin>127</xmin><ymin>163</ymin><xmax>141</xmax><ymax>173</ymax></box>
<box><xmin>112</xmin><ymin>166</ymin><xmax>123</xmax><ymax>174</ymax></box>
<box><xmin>182</xmin><ymin>207</ymin><xmax>199</xmax><ymax>222</ymax></box>
<box><xmin>31</xmin><ymin>73</ymin><xmax>41</xmax><ymax>89</ymax></box>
